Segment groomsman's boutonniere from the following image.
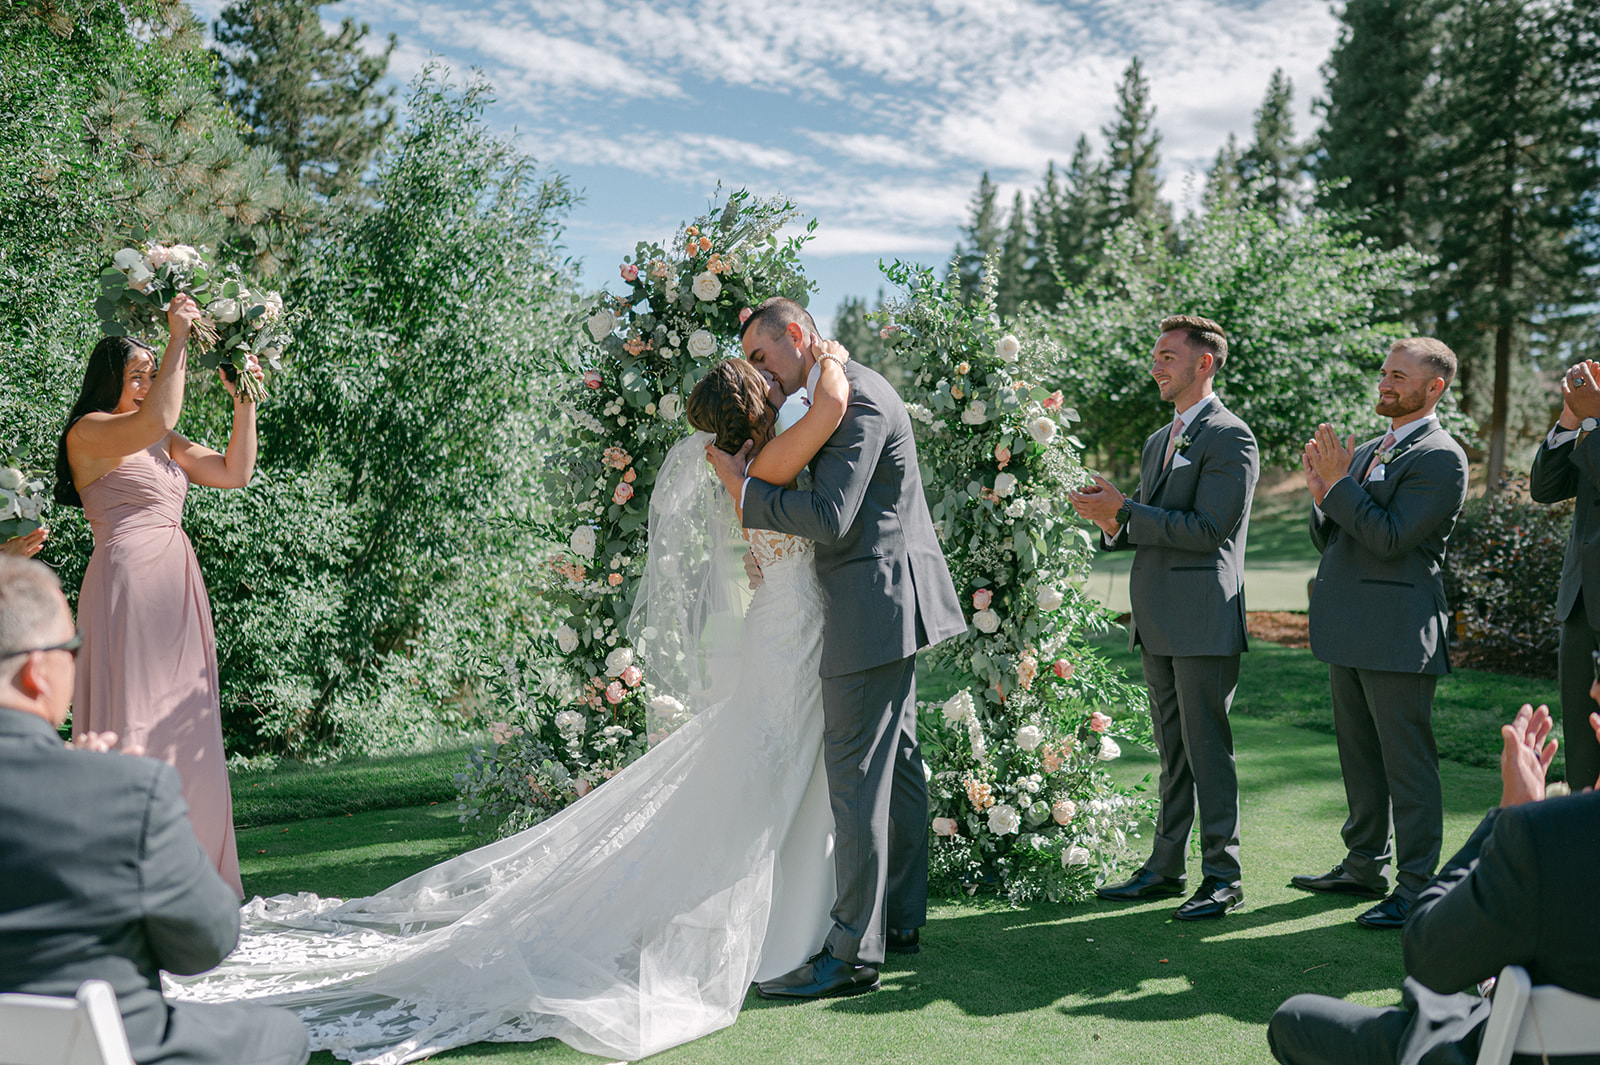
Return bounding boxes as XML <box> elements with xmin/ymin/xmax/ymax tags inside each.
<box><xmin>1374</xmin><ymin>446</ymin><xmax>1398</xmax><ymax>467</ymax></box>
<box><xmin>1173</xmin><ymin>433</ymin><xmax>1194</xmax><ymax>454</ymax></box>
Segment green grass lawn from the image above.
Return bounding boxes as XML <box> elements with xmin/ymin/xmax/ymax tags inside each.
<box><xmin>232</xmin><ymin>619</ymin><xmax>1545</xmax><ymax>1065</ymax></box>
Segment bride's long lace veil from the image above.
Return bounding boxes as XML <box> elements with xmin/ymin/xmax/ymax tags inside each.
<box><xmin>627</xmin><ymin>430</ymin><xmax>750</xmax><ymax>739</ymax></box>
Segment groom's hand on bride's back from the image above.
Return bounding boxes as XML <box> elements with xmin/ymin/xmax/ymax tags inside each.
<box><xmin>744</xmin><ymin>550</ymin><xmax>764</xmax><ymax>589</ymax></box>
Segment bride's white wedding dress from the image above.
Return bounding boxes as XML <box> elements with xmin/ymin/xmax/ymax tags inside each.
<box><xmin>167</xmin><ymin>525</ymin><xmax>835</xmax><ymax>1063</ymax></box>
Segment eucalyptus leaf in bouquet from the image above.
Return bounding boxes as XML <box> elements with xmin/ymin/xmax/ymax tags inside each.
<box><xmin>0</xmin><ymin>446</ymin><xmax>48</xmax><ymax>542</ymax></box>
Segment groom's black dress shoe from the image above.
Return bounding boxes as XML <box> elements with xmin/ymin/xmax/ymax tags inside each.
<box><xmin>1095</xmin><ymin>867</ymin><xmax>1187</xmax><ymax>902</ymax></box>
<box><xmin>1290</xmin><ymin>864</ymin><xmax>1386</xmax><ymax>898</ymax></box>
<box><xmin>755</xmin><ymin>946</ymin><xmax>879</xmax><ymax>1001</ymax></box>
<box><xmin>886</xmin><ymin>928</ymin><xmax>920</xmax><ymax>955</ymax></box>
<box><xmin>1355</xmin><ymin>892</ymin><xmax>1413</xmax><ymax>930</ymax></box>
<box><xmin>1173</xmin><ymin>877</ymin><xmax>1243</xmax><ymax>921</ymax></box>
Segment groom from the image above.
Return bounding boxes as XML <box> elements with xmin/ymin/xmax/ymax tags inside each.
<box><xmin>707</xmin><ymin>297</ymin><xmax>965</xmax><ymax>1000</ymax></box>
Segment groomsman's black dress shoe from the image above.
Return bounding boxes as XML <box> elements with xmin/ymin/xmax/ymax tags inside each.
<box><xmin>755</xmin><ymin>946</ymin><xmax>880</xmax><ymax>1001</ymax></box>
<box><xmin>1290</xmin><ymin>864</ymin><xmax>1386</xmax><ymax>898</ymax></box>
<box><xmin>886</xmin><ymin>927</ymin><xmax>920</xmax><ymax>954</ymax></box>
<box><xmin>1355</xmin><ymin>892</ymin><xmax>1413</xmax><ymax>930</ymax></box>
<box><xmin>1173</xmin><ymin>877</ymin><xmax>1243</xmax><ymax>921</ymax></box>
<box><xmin>1095</xmin><ymin>867</ymin><xmax>1187</xmax><ymax>902</ymax></box>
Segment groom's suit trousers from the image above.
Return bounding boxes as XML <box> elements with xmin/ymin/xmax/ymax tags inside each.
<box><xmin>819</xmin><ymin>654</ymin><xmax>927</xmax><ymax>966</ymax></box>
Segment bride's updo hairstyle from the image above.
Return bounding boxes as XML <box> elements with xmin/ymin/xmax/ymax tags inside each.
<box><xmin>687</xmin><ymin>359</ymin><xmax>775</xmax><ymax>455</ymax></box>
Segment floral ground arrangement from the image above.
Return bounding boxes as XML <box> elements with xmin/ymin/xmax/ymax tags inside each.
<box><xmin>456</xmin><ymin>193</ymin><xmax>1150</xmax><ymax>901</ymax></box>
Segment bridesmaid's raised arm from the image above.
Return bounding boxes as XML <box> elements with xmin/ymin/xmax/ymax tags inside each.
<box><xmin>747</xmin><ymin>340</ymin><xmax>851</xmax><ymax>487</ymax></box>
<box><xmin>69</xmin><ymin>294</ymin><xmax>200</xmax><ymax>465</ymax></box>
<box><xmin>170</xmin><ymin>356</ymin><xmax>261</xmax><ymax>490</ymax></box>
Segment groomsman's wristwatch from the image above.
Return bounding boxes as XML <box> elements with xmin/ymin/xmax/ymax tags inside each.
<box><xmin>1583</xmin><ymin>417</ymin><xmax>1598</xmax><ymax>433</ymax></box>
<box><xmin>1115</xmin><ymin>495</ymin><xmax>1134</xmax><ymax>526</ymax></box>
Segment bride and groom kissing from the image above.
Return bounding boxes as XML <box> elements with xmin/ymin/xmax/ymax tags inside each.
<box><xmin>168</xmin><ymin>296</ymin><xmax>967</xmax><ymax>1063</ymax></box>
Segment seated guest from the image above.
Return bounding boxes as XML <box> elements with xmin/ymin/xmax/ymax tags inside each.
<box><xmin>0</xmin><ymin>556</ymin><xmax>307</xmax><ymax>1065</ymax></box>
<box><xmin>1267</xmin><ymin>701</ymin><xmax>1600</xmax><ymax>1065</ymax></box>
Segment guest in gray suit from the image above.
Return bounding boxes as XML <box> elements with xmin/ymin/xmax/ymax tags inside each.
<box><xmin>706</xmin><ymin>297</ymin><xmax>966</xmax><ymax>1001</ymax></box>
<box><xmin>1070</xmin><ymin>315</ymin><xmax>1259</xmax><ymax>921</ymax></box>
<box><xmin>1529</xmin><ymin>356</ymin><xmax>1600</xmax><ymax>789</ymax></box>
<box><xmin>1294</xmin><ymin>337</ymin><xmax>1468</xmax><ymax>929</ymax></box>
<box><xmin>0</xmin><ymin>555</ymin><xmax>308</xmax><ymax>1065</ymax></box>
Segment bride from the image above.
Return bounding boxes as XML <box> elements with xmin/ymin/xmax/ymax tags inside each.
<box><xmin>167</xmin><ymin>348</ymin><xmax>856</xmax><ymax>1063</ymax></box>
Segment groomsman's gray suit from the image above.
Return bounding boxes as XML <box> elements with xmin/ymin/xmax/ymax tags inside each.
<box><xmin>1530</xmin><ymin>427</ymin><xmax>1600</xmax><ymax>788</ymax></box>
<box><xmin>1309</xmin><ymin>419</ymin><xmax>1467</xmax><ymax>900</ymax></box>
<box><xmin>1103</xmin><ymin>398</ymin><xmax>1259</xmax><ymax>884</ymax></box>
<box><xmin>0</xmin><ymin>707</ymin><xmax>309</xmax><ymax>1065</ymax></box>
<box><xmin>744</xmin><ymin>359</ymin><xmax>965</xmax><ymax>965</ymax></box>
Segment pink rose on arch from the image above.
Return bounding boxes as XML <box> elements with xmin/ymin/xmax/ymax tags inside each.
<box><xmin>613</xmin><ymin>482</ymin><xmax>635</xmax><ymax>505</ymax></box>
<box><xmin>620</xmin><ymin>262</ymin><xmax>639</xmax><ymax>282</ymax></box>
<box><xmin>607</xmin><ymin>572</ymin><xmax>623</xmax><ymax>586</ymax></box>
<box><xmin>972</xmin><ymin>588</ymin><xmax>993</xmax><ymax>610</ymax></box>
<box><xmin>1051</xmin><ymin>799</ymin><xmax>1077</xmax><ymax>825</ymax></box>
<box><xmin>1053</xmin><ymin>658</ymin><xmax>1074</xmax><ymax>680</ymax></box>
<box><xmin>738</xmin><ymin>307</ymin><xmax>753</xmax><ymax>324</ymax></box>
<box><xmin>1089</xmin><ymin>711</ymin><xmax>1112</xmax><ymax>733</ymax></box>
<box><xmin>605</xmin><ymin>681</ymin><xmax>626</xmax><ymax>705</ymax></box>
<box><xmin>574</xmin><ymin>777</ymin><xmax>593</xmax><ymax>798</ymax></box>
<box><xmin>621</xmin><ymin>664</ymin><xmax>643</xmax><ymax>688</ymax></box>
<box><xmin>931</xmin><ymin>817</ymin><xmax>958</xmax><ymax>837</ymax></box>
<box><xmin>583</xmin><ymin>370</ymin><xmax>603</xmax><ymax>389</ymax></box>
<box><xmin>995</xmin><ymin>445</ymin><xmax>1012</xmax><ymax>469</ymax></box>
<box><xmin>1042</xmin><ymin>390</ymin><xmax>1064</xmax><ymax>410</ymax></box>
<box><xmin>622</xmin><ymin>468</ymin><xmax>637</xmax><ymax>483</ymax></box>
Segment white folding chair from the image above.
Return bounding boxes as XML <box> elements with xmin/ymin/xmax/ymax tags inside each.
<box><xmin>0</xmin><ymin>980</ymin><xmax>134</xmax><ymax>1065</ymax></box>
<box><xmin>1476</xmin><ymin>964</ymin><xmax>1600</xmax><ymax>1065</ymax></box>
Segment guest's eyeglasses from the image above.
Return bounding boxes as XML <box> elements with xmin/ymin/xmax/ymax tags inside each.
<box><xmin>0</xmin><ymin>632</ymin><xmax>83</xmax><ymax>661</ymax></box>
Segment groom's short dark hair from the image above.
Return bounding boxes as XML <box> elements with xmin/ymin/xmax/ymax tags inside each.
<box><xmin>1159</xmin><ymin>314</ymin><xmax>1228</xmax><ymax>370</ymax></box>
<box><xmin>740</xmin><ymin>297</ymin><xmax>818</xmax><ymax>344</ymax></box>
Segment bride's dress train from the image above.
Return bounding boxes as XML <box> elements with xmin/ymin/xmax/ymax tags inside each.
<box><xmin>168</xmin><ymin>530</ymin><xmax>834</xmax><ymax>1063</ymax></box>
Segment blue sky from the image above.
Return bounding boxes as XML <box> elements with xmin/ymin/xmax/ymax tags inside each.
<box><xmin>197</xmin><ymin>0</ymin><xmax>1342</xmax><ymax>330</ymax></box>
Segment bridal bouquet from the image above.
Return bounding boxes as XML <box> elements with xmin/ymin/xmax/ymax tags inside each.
<box><xmin>95</xmin><ymin>235</ymin><xmax>291</xmax><ymax>402</ymax></box>
<box><xmin>0</xmin><ymin>449</ymin><xmax>48</xmax><ymax>542</ymax></box>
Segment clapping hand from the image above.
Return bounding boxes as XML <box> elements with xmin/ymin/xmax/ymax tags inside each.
<box><xmin>1068</xmin><ymin>475</ymin><xmax>1126</xmax><ymax>537</ymax></box>
<box><xmin>1301</xmin><ymin>447</ymin><xmax>1329</xmax><ymax>506</ymax></box>
<box><xmin>69</xmin><ymin>731</ymin><xmax>147</xmax><ymax>758</ymax></box>
<box><xmin>1306</xmin><ymin>424</ymin><xmax>1356</xmax><ymax>488</ymax></box>
<box><xmin>1499</xmin><ymin>704</ymin><xmax>1559</xmax><ymax>807</ymax></box>
<box><xmin>1559</xmin><ymin>361</ymin><xmax>1600</xmax><ymax>426</ymax></box>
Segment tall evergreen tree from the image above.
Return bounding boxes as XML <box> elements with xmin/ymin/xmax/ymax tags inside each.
<box><xmin>1238</xmin><ymin>69</ymin><xmax>1303</xmax><ymax>217</ymax></box>
<box><xmin>1101</xmin><ymin>57</ymin><xmax>1172</xmax><ymax>235</ymax></box>
<box><xmin>833</xmin><ymin>290</ymin><xmax>902</xmax><ymax>387</ymax></box>
<box><xmin>995</xmin><ymin>189</ymin><xmax>1031</xmax><ymax>317</ymax></box>
<box><xmin>1203</xmin><ymin>133</ymin><xmax>1244</xmax><ymax>210</ymax></box>
<box><xmin>1057</xmin><ymin>135</ymin><xmax>1110</xmax><ymax>288</ymax></box>
<box><xmin>1024</xmin><ymin>163</ymin><xmax>1065</xmax><ymax>306</ymax></box>
<box><xmin>213</xmin><ymin>0</ymin><xmax>396</xmax><ymax>198</ymax></box>
<box><xmin>951</xmin><ymin>170</ymin><xmax>1003</xmax><ymax>302</ymax></box>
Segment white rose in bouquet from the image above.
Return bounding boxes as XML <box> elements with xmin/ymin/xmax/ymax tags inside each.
<box><xmin>257</xmin><ymin>291</ymin><xmax>285</xmax><ymax>323</ymax></box>
<box><xmin>0</xmin><ymin>468</ymin><xmax>22</xmax><ymax>491</ymax></box>
<box><xmin>1026</xmin><ymin>416</ymin><xmax>1058</xmax><ymax>445</ymax></box>
<box><xmin>18</xmin><ymin>488</ymin><xmax>42</xmax><ymax>521</ymax></box>
<box><xmin>167</xmin><ymin>244</ymin><xmax>203</xmax><ymax>268</ymax></box>
<box><xmin>941</xmin><ymin>689</ymin><xmax>975</xmax><ymax>726</ymax></box>
<box><xmin>687</xmin><ymin>329</ymin><xmax>718</xmax><ymax>359</ymax></box>
<box><xmin>112</xmin><ymin>248</ymin><xmax>154</xmax><ymax>288</ymax></box>
<box><xmin>1015</xmin><ymin>724</ymin><xmax>1044</xmax><ymax>751</ymax></box>
<box><xmin>1062</xmin><ymin>845</ymin><xmax>1091</xmax><ymax>867</ymax></box>
<box><xmin>1096</xmin><ymin>737</ymin><xmax>1121</xmax><ymax>761</ymax></box>
<box><xmin>144</xmin><ymin>244</ymin><xmax>171</xmax><ymax>268</ymax></box>
<box><xmin>1036</xmin><ymin>585</ymin><xmax>1064</xmax><ymax>611</ymax></box>
<box><xmin>555</xmin><ymin>625</ymin><xmax>579</xmax><ymax>654</ymax></box>
<box><xmin>987</xmin><ymin>803</ymin><xmax>1021</xmax><ymax>835</ymax></box>
<box><xmin>587</xmin><ymin>307</ymin><xmax>618</xmax><ymax>343</ymax></box>
<box><xmin>692</xmin><ymin>271</ymin><xmax>722</xmax><ymax>301</ymax></box>
<box><xmin>208</xmin><ymin>297</ymin><xmax>242</xmax><ymax>324</ymax></box>
<box><xmin>570</xmin><ymin>525</ymin><xmax>597</xmax><ymax>559</ymax></box>
<box><xmin>0</xmin><ymin>488</ymin><xmax>17</xmax><ymax>521</ymax></box>
<box><xmin>960</xmin><ymin>400</ymin><xmax>988</xmax><ymax>425</ymax></box>
<box><xmin>973</xmin><ymin>608</ymin><xmax>1001</xmax><ymax>633</ymax></box>
<box><xmin>994</xmin><ymin>472</ymin><xmax>1017</xmax><ymax>497</ymax></box>
<box><xmin>658</xmin><ymin>393</ymin><xmax>683</xmax><ymax>420</ymax></box>
<box><xmin>605</xmin><ymin>646</ymin><xmax>634</xmax><ymax>677</ymax></box>
<box><xmin>996</xmin><ymin>334</ymin><xmax>1021</xmax><ymax>363</ymax></box>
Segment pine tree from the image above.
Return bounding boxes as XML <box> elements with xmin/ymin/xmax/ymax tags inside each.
<box><xmin>1203</xmin><ymin>133</ymin><xmax>1244</xmax><ymax>210</ymax></box>
<box><xmin>1057</xmin><ymin>135</ymin><xmax>1110</xmax><ymax>289</ymax></box>
<box><xmin>833</xmin><ymin>291</ymin><xmax>903</xmax><ymax>387</ymax></box>
<box><xmin>213</xmin><ymin>0</ymin><xmax>396</xmax><ymax>199</ymax></box>
<box><xmin>951</xmin><ymin>171</ymin><xmax>1003</xmax><ymax>303</ymax></box>
<box><xmin>1024</xmin><ymin>162</ymin><xmax>1065</xmax><ymax>306</ymax></box>
<box><xmin>1238</xmin><ymin>69</ymin><xmax>1303</xmax><ymax>217</ymax></box>
<box><xmin>1101</xmin><ymin>57</ymin><xmax>1172</xmax><ymax>235</ymax></box>
<box><xmin>995</xmin><ymin>189</ymin><xmax>1031</xmax><ymax>317</ymax></box>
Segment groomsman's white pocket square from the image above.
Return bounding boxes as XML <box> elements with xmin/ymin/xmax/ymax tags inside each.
<box><xmin>1171</xmin><ymin>453</ymin><xmax>1192</xmax><ymax>469</ymax></box>
<box><xmin>1368</xmin><ymin>465</ymin><xmax>1386</xmax><ymax>482</ymax></box>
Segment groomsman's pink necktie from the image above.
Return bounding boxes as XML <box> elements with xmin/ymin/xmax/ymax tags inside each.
<box><xmin>1364</xmin><ymin>431</ymin><xmax>1398</xmax><ymax>481</ymax></box>
<box><xmin>1162</xmin><ymin>415</ymin><xmax>1184</xmax><ymax>467</ymax></box>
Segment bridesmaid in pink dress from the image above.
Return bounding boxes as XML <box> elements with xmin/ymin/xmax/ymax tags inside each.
<box><xmin>54</xmin><ymin>295</ymin><xmax>262</xmax><ymax>897</ymax></box>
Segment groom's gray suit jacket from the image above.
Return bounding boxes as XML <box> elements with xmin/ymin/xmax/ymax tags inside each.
<box><xmin>744</xmin><ymin>360</ymin><xmax>966</xmax><ymax>676</ymax></box>
<box><xmin>1104</xmin><ymin>398</ymin><xmax>1258</xmax><ymax>657</ymax></box>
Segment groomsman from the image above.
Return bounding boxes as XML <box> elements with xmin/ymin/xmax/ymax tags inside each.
<box><xmin>1070</xmin><ymin>315</ymin><xmax>1258</xmax><ymax>921</ymax></box>
<box><xmin>1295</xmin><ymin>337</ymin><xmax>1467</xmax><ymax>929</ymax></box>
<box><xmin>1529</xmin><ymin>358</ymin><xmax>1600</xmax><ymax>790</ymax></box>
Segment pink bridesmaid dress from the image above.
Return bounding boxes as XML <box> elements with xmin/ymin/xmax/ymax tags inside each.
<box><xmin>72</xmin><ymin>440</ymin><xmax>243</xmax><ymax>896</ymax></box>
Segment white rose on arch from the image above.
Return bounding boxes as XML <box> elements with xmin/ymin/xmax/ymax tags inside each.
<box><xmin>1036</xmin><ymin>585</ymin><xmax>1064</xmax><ymax>611</ymax></box>
<box><xmin>658</xmin><ymin>393</ymin><xmax>683</xmax><ymax>419</ymax></box>
<box><xmin>973</xmin><ymin>608</ymin><xmax>1001</xmax><ymax>633</ymax></box>
<box><xmin>1027</xmin><ymin>416</ymin><xmax>1058</xmax><ymax>445</ymax></box>
<box><xmin>996</xmin><ymin>334</ymin><xmax>1021</xmax><ymax>363</ymax></box>
<box><xmin>605</xmin><ymin>646</ymin><xmax>634</xmax><ymax>677</ymax></box>
<box><xmin>1063</xmin><ymin>845</ymin><xmax>1091</xmax><ymax>867</ymax></box>
<box><xmin>1097</xmin><ymin>737</ymin><xmax>1122</xmax><ymax>761</ymax></box>
<box><xmin>569</xmin><ymin>525</ymin><xmax>597</xmax><ymax>559</ymax></box>
<box><xmin>941</xmin><ymin>689</ymin><xmax>975</xmax><ymax>726</ymax></box>
<box><xmin>994</xmin><ymin>472</ymin><xmax>1017</xmax><ymax>497</ymax></box>
<box><xmin>687</xmin><ymin>329</ymin><xmax>718</xmax><ymax>360</ymax></box>
<box><xmin>987</xmin><ymin>803</ymin><xmax>1021</xmax><ymax>835</ymax></box>
<box><xmin>587</xmin><ymin>307</ymin><xmax>618</xmax><ymax>343</ymax></box>
<box><xmin>692</xmin><ymin>272</ymin><xmax>722</xmax><ymax>301</ymax></box>
<box><xmin>960</xmin><ymin>400</ymin><xmax>988</xmax><ymax>425</ymax></box>
<box><xmin>1014</xmin><ymin>724</ymin><xmax>1044</xmax><ymax>751</ymax></box>
<box><xmin>555</xmin><ymin>625</ymin><xmax>579</xmax><ymax>654</ymax></box>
